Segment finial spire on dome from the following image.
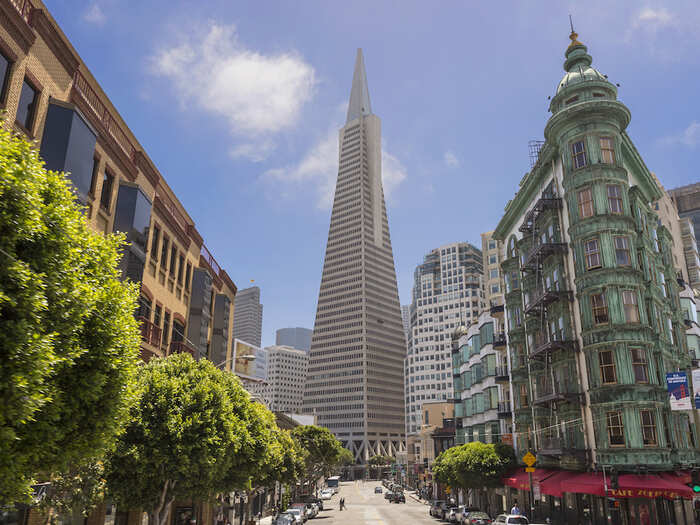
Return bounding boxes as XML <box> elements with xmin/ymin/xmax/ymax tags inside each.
<box><xmin>346</xmin><ymin>48</ymin><xmax>372</xmax><ymax>123</ymax></box>
<box><xmin>567</xmin><ymin>15</ymin><xmax>583</xmax><ymax>49</ymax></box>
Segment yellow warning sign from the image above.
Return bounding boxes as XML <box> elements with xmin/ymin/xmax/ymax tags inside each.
<box><xmin>522</xmin><ymin>452</ymin><xmax>536</xmax><ymax>467</ymax></box>
<box><xmin>525</xmin><ymin>467</ymin><xmax>536</xmax><ymax>472</ymax></box>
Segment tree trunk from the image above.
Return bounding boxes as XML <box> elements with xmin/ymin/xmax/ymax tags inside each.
<box><xmin>150</xmin><ymin>480</ymin><xmax>176</xmax><ymax>525</ymax></box>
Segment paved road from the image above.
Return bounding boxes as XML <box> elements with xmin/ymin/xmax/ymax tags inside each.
<box><xmin>307</xmin><ymin>481</ymin><xmax>436</xmax><ymax>525</ymax></box>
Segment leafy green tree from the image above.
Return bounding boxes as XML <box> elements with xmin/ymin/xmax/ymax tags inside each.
<box><xmin>338</xmin><ymin>448</ymin><xmax>354</xmax><ymax>467</ymax></box>
<box><xmin>36</xmin><ymin>460</ymin><xmax>106</xmax><ymax>522</ymax></box>
<box><xmin>291</xmin><ymin>426</ymin><xmax>345</xmax><ymax>493</ymax></box>
<box><xmin>433</xmin><ymin>442</ymin><xmax>515</xmax><ymax>490</ymax></box>
<box><xmin>368</xmin><ymin>455</ymin><xmax>394</xmax><ymax>466</ymax></box>
<box><xmin>105</xmin><ymin>354</ymin><xmax>251</xmax><ymax>525</ymax></box>
<box><xmin>0</xmin><ymin>126</ymin><xmax>140</xmax><ymax>504</ymax></box>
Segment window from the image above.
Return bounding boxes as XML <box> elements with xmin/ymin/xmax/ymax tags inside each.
<box><xmin>160</xmin><ymin>237</ymin><xmax>169</xmax><ymax>270</ymax></box>
<box><xmin>163</xmin><ymin>311</ymin><xmax>170</xmax><ymax>346</ymax></box>
<box><xmin>150</xmin><ymin>225</ymin><xmax>160</xmax><ymax>261</ymax></box>
<box><xmin>100</xmin><ymin>171</ymin><xmax>114</xmax><ymax>211</ymax></box>
<box><xmin>89</xmin><ymin>157</ymin><xmax>100</xmax><ymax>196</ymax></box>
<box><xmin>16</xmin><ymin>78</ymin><xmax>39</xmax><ymax>132</ymax></box>
<box><xmin>571</xmin><ymin>140</ymin><xmax>587</xmax><ymax>169</ymax></box>
<box><xmin>584</xmin><ymin>238</ymin><xmax>602</xmax><ymax>270</ymax></box>
<box><xmin>630</xmin><ymin>348</ymin><xmax>648</xmax><ymax>383</ymax></box>
<box><xmin>489</xmin><ymin>269</ymin><xmax>499</xmax><ymax>279</ymax></box>
<box><xmin>622</xmin><ymin>290</ymin><xmax>639</xmax><ymax>323</ymax></box>
<box><xmin>489</xmin><ymin>255</ymin><xmax>497</xmax><ymax>264</ymax></box>
<box><xmin>659</xmin><ymin>272</ymin><xmax>666</xmax><ymax>297</ymax></box>
<box><xmin>177</xmin><ymin>254</ymin><xmax>184</xmax><ymax>284</ymax></box>
<box><xmin>641</xmin><ymin>409</ymin><xmax>657</xmax><ymax>446</ymax></box>
<box><xmin>488</xmin><ymin>240</ymin><xmax>496</xmax><ymax>250</ymax></box>
<box><xmin>169</xmin><ymin>246</ymin><xmax>177</xmax><ymax>276</ymax></box>
<box><xmin>566</xmin><ymin>96</ymin><xmax>579</xmax><ymax>105</ymax></box>
<box><xmin>614</xmin><ymin>236</ymin><xmax>631</xmax><ymax>266</ymax></box>
<box><xmin>607</xmin><ymin>185</ymin><xmax>623</xmax><ymax>214</ymax></box>
<box><xmin>519</xmin><ymin>383</ymin><xmax>528</xmax><ymax>408</ymax></box>
<box><xmin>577</xmin><ymin>188</ymin><xmax>594</xmax><ymax>218</ymax></box>
<box><xmin>591</xmin><ymin>292</ymin><xmax>609</xmax><ymax>325</ymax></box>
<box><xmin>607</xmin><ymin>411</ymin><xmax>625</xmax><ymax>447</ymax></box>
<box><xmin>0</xmin><ymin>49</ymin><xmax>11</xmax><ymax>105</ymax></box>
<box><xmin>185</xmin><ymin>262</ymin><xmax>192</xmax><ymax>290</ymax></box>
<box><xmin>154</xmin><ymin>304</ymin><xmax>162</xmax><ymax>326</ymax></box>
<box><xmin>600</xmin><ymin>137</ymin><xmax>615</xmax><ymax>164</ymax></box>
<box><xmin>599</xmin><ymin>350</ymin><xmax>617</xmax><ymax>384</ymax></box>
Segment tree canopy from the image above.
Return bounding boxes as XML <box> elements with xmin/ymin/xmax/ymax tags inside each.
<box><xmin>0</xmin><ymin>126</ymin><xmax>140</xmax><ymax>504</ymax></box>
<box><xmin>368</xmin><ymin>455</ymin><xmax>394</xmax><ymax>466</ymax></box>
<box><xmin>433</xmin><ymin>442</ymin><xmax>515</xmax><ymax>490</ymax></box>
<box><xmin>105</xmin><ymin>354</ymin><xmax>253</xmax><ymax>525</ymax></box>
<box><xmin>291</xmin><ymin>426</ymin><xmax>346</xmax><ymax>488</ymax></box>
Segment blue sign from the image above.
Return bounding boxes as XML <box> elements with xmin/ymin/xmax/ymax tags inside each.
<box><xmin>667</xmin><ymin>372</ymin><xmax>692</xmax><ymax>410</ymax></box>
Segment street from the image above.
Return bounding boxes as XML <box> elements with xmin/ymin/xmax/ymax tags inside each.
<box><xmin>304</xmin><ymin>481</ymin><xmax>436</xmax><ymax>525</ymax></box>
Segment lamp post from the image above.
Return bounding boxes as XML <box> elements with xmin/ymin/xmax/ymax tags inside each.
<box><xmin>214</xmin><ymin>354</ymin><xmax>256</xmax><ymax>370</ymax></box>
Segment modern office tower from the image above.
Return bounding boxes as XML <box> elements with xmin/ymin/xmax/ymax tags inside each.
<box><xmin>492</xmin><ymin>29</ymin><xmax>698</xmax><ymax>522</ymax></box>
<box><xmin>233</xmin><ymin>286</ymin><xmax>263</xmax><ymax>347</ymax></box>
<box><xmin>275</xmin><ymin>327</ymin><xmax>312</xmax><ymax>352</ymax></box>
<box><xmin>669</xmin><ymin>184</ymin><xmax>700</xmax><ymax>290</ymax></box>
<box><xmin>401</xmin><ymin>305</ymin><xmax>411</xmax><ymax>343</ymax></box>
<box><xmin>249</xmin><ymin>346</ymin><xmax>309</xmax><ymax>412</ymax></box>
<box><xmin>303</xmin><ymin>49</ymin><xmax>406</xmax><ymax>462</ymax></box>
<box><xmin>253</xmin><ymin>346</ymin><xmax>268</xmax><ymax>381</ymax></box>
<box><xmin>481</xmin><ymin>231</ymin><xmax>504</xmax><ymax>309</ymax></box>
<box><xmin>404</xmin><ymin>242</ymin><xmax>484</xmax><ymax>435</ymax></box>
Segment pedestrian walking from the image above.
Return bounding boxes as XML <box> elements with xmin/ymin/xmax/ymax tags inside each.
<box><xmin>339</xmin><ymin>497</ymin><xmax>345</xmax><ymax>511</ymax></box>
<box><xmin>510</xmin><ymin>501</ymin><xmax>521</xmax><ymax>515</ymax></box>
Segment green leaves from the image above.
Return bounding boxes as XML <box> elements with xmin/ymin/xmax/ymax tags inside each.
<box><xmin>433</xmin><ymin>442</ymin><xmax>515</xmax><ymax>490</ymax></box>
<box><xmin>291</xmin><ymin>425</ymin><xmax>347</xmax><ymax>485</ymax></box>
<box><xmin>0</xmin><ymin>127</ymin><xmax>140</xmax><ymax>504</ymax></box>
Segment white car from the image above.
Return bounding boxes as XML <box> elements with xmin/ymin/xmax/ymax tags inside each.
<box><xmin>320</xmin><ymin>490</ymin><xmax>332</xmax><ymax>500</ymax></box>
<box><xmin>494</xmin><ymin>515</ymin><xmax>548</xmax><ymax>525</ymax></box>
<box><xmin>283</xmin><ymin>509</ymin><xmax>304</xmax><ymax>524</ymax></box>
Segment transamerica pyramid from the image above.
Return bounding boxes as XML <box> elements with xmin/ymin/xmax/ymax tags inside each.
<box><xmin>303</xmin><ymin>49</ymin><xmax>406</xmax><ymax>462</ymax></box>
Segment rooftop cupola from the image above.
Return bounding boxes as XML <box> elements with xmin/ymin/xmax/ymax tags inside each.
<box><xmin>555</xmin><ymin>29</ymin><xmax>608</xmax><ymax>96</ymax></box>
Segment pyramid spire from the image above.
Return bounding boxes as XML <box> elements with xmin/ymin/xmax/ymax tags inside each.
<box><xmin>346</xmin><ymin>48</ymin><xmax>372</xmax><ymax>123</ymax></box>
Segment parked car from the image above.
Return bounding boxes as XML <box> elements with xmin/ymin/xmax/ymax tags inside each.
<box><xmin>283</xmin><ymin>508</ymin><xmax>305</xmax><ymax>524</ymax></box>
<box><xmin>374</xmin><ymin>486</ymin><xmax>383</xmax><ymax>493</ymax></box>
<box><xmin>440</xmin><ymin>503</ymin><xmax>458</xmax><ymax>520</ymax></box>
<box><xmin>384</xmin><ymin>491</ymin><xmax>394</xmax><ymax>500</ymax></box>
<box><xmin>289</xmin><ymin>504</ymin><xmax>309</xmax><ymax>522</ymax></box>
<box><xmin>429</xmin><ymin>500</ymin><xmax>445</xmax><ymax>517</ymax></box>
<box><xmin>462</xmin><ymin>511</ymin><xmax>493</xmax><ymax>524</ymax></box>
<box><xmin>320</xmin><ymin>489</ymin><xmax>333</xmax><ymax>500</ymax></box>
<box><xmin>273</xmin><ymin>513</ymin><xmax>295</xmax><ymax>525</ymax></box>
<box><xmin>494</xmin><ymin>515</ymin><xmax>538</xmax><ymax>525</ymax></box>
<box><xmin>302</xmin><ymin>496</ymin><xmax>324</xmax><ymax>511</ymax></box>
<box><xmin>390</xmin><ymin>492</ymin><xmax>405</xmax><ymax>503</ymax></box>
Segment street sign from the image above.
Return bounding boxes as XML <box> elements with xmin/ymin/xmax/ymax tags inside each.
<box><xmin>525</xmin><ymin>467</ymin><xmax>535</xmax><ymax>472</ymax></box>
<box><xmin>522</xmin><ymin>452</ymin><xmax>536</xmax><ymax>467</ymax></box>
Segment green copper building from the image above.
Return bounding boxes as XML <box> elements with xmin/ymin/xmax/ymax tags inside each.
<box><xmin>493</xmin><ymin>30</ymin><xmax>700</xmax><ymax>524</ymax></box>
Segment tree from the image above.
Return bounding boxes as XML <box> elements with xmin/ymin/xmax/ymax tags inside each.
<box><xmin>338</xmin><ymin>448</ymin><xmax>354</xmax><ymax>467</ymax></box>
<box><xmin>105</xmin><ymin>354</ymin><xmax>251</xmax><ymax>525</ymax></box>
<box><xmin>368</xmin><ymin>455</ymin><xmax>394</xmax><ymax>467</ymax></box>
<box><xmin>0</xmin><ymin>125</ymin><xmax>140</xmax><ymax>504</ymax></box>
<box><xmin>432</xmin><ymin>442</ymin><xmax>515</xmax><ymax>491</ymax></box>
<box><xmin>36</xmin><ymin>460</ymin><xmax>106</xmax><ymax>523</ymax></box>
<box><xmin>291</xmin><ymin>426</ymin><xmax>345</xmax><ymax>493</ymax></box>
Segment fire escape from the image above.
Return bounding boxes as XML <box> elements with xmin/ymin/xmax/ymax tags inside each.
<box><xmin>518</xmin><ymin>185</ymin><xmax>585</xmax><ymax>460</ymax></box>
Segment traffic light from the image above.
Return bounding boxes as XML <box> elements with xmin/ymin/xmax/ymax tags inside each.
<box><xmin>690</xmin><ymin>470</ymin><xmax>700</xmax><ymax>494</ymax></box>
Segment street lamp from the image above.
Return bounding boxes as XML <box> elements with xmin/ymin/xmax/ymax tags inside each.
<box><xmin>214</xmin><ymin>354</ymin><xmax>256</xmax><ymax>370</ymax></box>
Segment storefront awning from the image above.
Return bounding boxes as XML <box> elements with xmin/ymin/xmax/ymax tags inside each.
<box><xmin>560</xmin><ymin>472</ymin><xmax>693</xmax><ymax>500</ymax></box>
<box><xmin>502</xmin><ymin>468</ymin><xmax>555</xmax><ymax>491</ymax></box>
<box><xmin>539</xmin><ymin>470</ymin><xmax>577</xmax><ymax>498</ymax></box>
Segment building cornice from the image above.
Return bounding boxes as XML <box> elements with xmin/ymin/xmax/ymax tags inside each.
<box><xmin>0</xmin><ymin>1</ymin><xmax>35</xmax><ymax>54</ymax></box>
<box><xmin>30</xmin><ymin>9</ymin><xmax>78</xmax><ymax>76</ymax></box>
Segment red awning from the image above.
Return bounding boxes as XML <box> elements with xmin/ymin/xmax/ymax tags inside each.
<box><xmin>560</xmin><ymin>472</ymin><xmax>692</xmax><ymax>500</ymax></box>
<box><xmin>539</xmin><ymin>470</ymin><xmax>577</xmax><ymax>498</ymax></box>
<box><xmin>502</xmin><ymin>469</ymin><xmax>554</xmax><ymax>491</ymax></box>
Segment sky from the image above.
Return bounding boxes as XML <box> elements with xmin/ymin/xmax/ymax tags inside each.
<box><xmin>47</xmin><ymin>1</ymin><xmax>700</xmax><ymax>347</ymax></box>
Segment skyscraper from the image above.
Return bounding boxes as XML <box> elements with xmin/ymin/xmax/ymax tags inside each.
<box><xmin>275</xmin><ymin>327</ymin><xmax>312</xmax><ymax>352</ymax></box>
<box><xmin>303</xmin><ymin>49</ymin><xmax>406</xmax><ymax>462</ymax></box>
<box><xmin>404</xmin><ymin>242</ymin><xmax>484</xmax><ymax>435</ymax></box>
<box><xmin>232</xmin><ymin>286</ymin><xmax>263</xmax><ymax>347</ymax></box>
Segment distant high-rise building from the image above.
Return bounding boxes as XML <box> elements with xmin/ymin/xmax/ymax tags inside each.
<box><xmin>401</xmin><ymin>305</ymin><xmax>410</xmax><ymax>343</ymax></box>
<box><xmin>249</xmin><ymin>346</ymin><xmax>309</xmax><ymax>412</ymax></box>
<box><xmin>275</xmin><ymin>327</ymin><xmax>312</xmax><ymax>352</ymax></box>
<box><xmin>232</xmin><ymin>286</ymin><xmax>263</xmax><ymax>347</ymax></box>
<box><xmin>303</xmin><ymin>49</ymin><xmax>406</xmax><ymax>462</ymax></box>
<box><xmin>253</xmin><ymin>347</ymin><xmax>268</xmax><ymax>381</ymax></box>
<box><xmin>481</xmin><ymin>231</ymin><xmax>504</xmax><ymax>309</ymax></box>
<box><xmin>670</xmin><ymin>183</ymin><xmax>700</xmax><ymax>242</ymax></box>
<box><xmin>404</xmin><ymin>242</ymin><xmax>484</xmax><ymax>435</ymax></box>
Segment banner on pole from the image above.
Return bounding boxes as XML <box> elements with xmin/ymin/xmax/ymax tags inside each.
<box><xmin>692</xmin><ymin>369</ymin><xmax>700</xmax><ymax>409</ymax></box>
<box><xmin>667</xmin><ymin>372</ymin><xmax>692</xmax><ymax>410</ymax></box>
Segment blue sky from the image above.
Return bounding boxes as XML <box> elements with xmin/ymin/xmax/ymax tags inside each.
<box><xmin>49</xmin><ymin>1</ymin><xmax>699</xmax><ymax>347</ymax></box>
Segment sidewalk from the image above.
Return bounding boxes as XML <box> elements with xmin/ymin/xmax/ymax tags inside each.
<box><xmin>407</xmin><ymin>491</ymin><xmax>428</xmax><ymax>505</ymax></box>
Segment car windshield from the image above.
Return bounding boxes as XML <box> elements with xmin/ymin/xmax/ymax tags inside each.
<box><xmin>509</xmin><ymin>519</ymin><xmax>528</xmax><ymax>524</ymax></box>
<box><xmin>469</xmin><ymin>513</ymin><xmax>490</xmax><ymax>518</ymax></box>
<box><xmin>285</xmin><ymin>509</ymin><xmax>300</xmax><ymax>515</ymax></box>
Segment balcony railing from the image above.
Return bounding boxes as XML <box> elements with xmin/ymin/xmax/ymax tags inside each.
<box><xmin>9</xmin><ymin>0</ymin><xmax>32</xmax><ymax>22</ymax></box>
<box><xmin>497</xmin><ymin>401</ymin><xmax>512</xmax><ymax>418</ymax></box>
<box><xmin>533</xmin><ymin>385</ymin><xmax>583</xmax><ymax>406</ymax></box>
<box><xmin>138</xmin><ymin>316</ymin><xmax>162</xmax><ymax>348</ymax></box>
<box><xmin>521</xmin><ymin>242</ymin><xmax>567</xmax><ymax>271</ymax></box>
<box><xmin>530</xmin><ymin>335</ymin><xmax>578</xmax><ymax>359</ymax></box>
<box><xmin>494</xmin><ymin>332</ymin><xmax>507</xmax><ymax>348</ymax></box>
<box><xmin>495</xmin><ymin>366</ymin><xmax>510</xmax><ymax>382</ymax></box>
<box><xmin>169</xmin><ymin>340</ymin><xmax>197</xmax><ymax>357</ymax></box>
<box><xmin>490</xmin><ymin>302</ymin><xmax>504</xmax><ymax>317</ymax></box>
<box><xmin>72</xmin><ymin>71</ymin><xmax>136</xmax><ymax>161</ymax></box>
<box><xmin>524</xmin><ymin>287</ymin><xmax>572</xmax><ymax>315</ymax></box>
<box><xmin>538</xmin><ymin>436</ymin><xmax>587</xmax><ymax>459</ymax></box>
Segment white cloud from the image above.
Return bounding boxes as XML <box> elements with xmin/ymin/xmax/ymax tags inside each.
<box><xmin>83</xmin><ymin>3</ymin><xmax>106</xmax><ymax>25</ymax></box>
<box><xmin>149</xmin><ymin>23</ymin><xmax>316</xmax><ymax>161</ymax></box>
<box><xmin>263</xmin><ymin>126</ymin><xmax>407</xmax><ymax>210</ymax></box>
<box><xmin>443</xmin><ymin>150</ymin><xmax>459</xmax><ymax>168</ymax></box>
<box><xmin>631</xmin><ymin>7</ymin><xmax>675</xmax><ymax>33</ymax></box>
<box><xmin>661</xmin><ymin>121</ymin><xmax>700</xmax><ymax>148</ymax></box>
